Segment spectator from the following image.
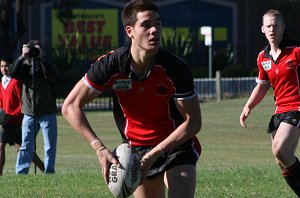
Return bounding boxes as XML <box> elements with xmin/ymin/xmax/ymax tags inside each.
<box><xmin>11</xmin><ymin>40</ymin><xmax>58</xmax><ymax>174</ymax></box>
<box><xmin>0</xmin><ymin>57</ymin><xmax>44</xmax><ymax>175</ymax></box>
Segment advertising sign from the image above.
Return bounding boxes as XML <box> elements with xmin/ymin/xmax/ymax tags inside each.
<box><xmin>51</xmin><ymin>9</ymin><xmax>118</xmax><ymax>49</ymax></box>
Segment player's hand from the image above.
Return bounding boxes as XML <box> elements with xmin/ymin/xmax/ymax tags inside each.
<box><xmin>240</xmin><ymin>107</ymin><xmax>251</xmax><ymax>128</ymax></box>
<box><xmin>140</xmin><ymin>152</ymin><xmax>158</xmax><ymax>181</ymax></box>
<box><xmin>96</xmin><ymin>149</ymin><xmax>120</xmax><ymax>184</ymax></box>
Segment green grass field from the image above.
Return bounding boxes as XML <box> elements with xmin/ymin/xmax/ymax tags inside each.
<box><xmin>0</xmin><ymin>94</ymin><xmax>298</xmax><ymax>197</ymax></box>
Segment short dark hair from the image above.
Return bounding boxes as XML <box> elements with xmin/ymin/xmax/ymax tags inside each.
<box><xmin>27</xmin><ymin>40</ymin><xmax>40</xmax><ymax>48</ymax></box>
<box><xmin>121</xmin><ymin>0</ymin><xmax>160</xmax><ymax>28</ymax></box>
<box><xmin>0</xmin><ymin>56</ymin><xmax>14</xmax><ymax>64</ymax></box>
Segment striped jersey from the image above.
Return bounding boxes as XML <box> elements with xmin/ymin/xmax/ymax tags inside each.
<box><xmin>84</xmin><ymin>46</ymin><xmax>198</xmax><ymax>146</ymax></box>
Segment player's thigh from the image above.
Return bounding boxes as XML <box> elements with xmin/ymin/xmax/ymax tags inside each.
<box><xmin>272</xmin><ymin>122</ymin><xmax>300</xmax><ymax>153</ymax></box>
<box><xmin>134</xmin><ymin>174</ymin><xmax>165</xmax><ymax>198</ymax></box>
<box><xmin>165</xmin><ymin>164</ymin><xmax>196</xmax><ymax>198</ymax></box>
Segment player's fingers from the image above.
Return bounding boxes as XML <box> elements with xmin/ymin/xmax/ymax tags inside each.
<box><xmin>239</xmin><ymin>114</ymin><xmax>245</xmax><ymax>126</ymax></box>
<box><xmin>103</xmin><ymin>168</ymin><xmax>109</xmax><ymax>184</ymax></box>
<box><xmin>97</xmin><ymin>150</ymin><xmax>114</xmax><ymax>184</ymax></box>
<box><xmin>240</xmin><ymin>118</ymin><xmax>247</xmax><ymax>128</ymax></box>
<box><xmin>101</xmin><ymin>167</ymin><xmax>108</xmax><ymax>184</ymax></box>
<box><xmin>240</xmin><ymin>121</ymin><xmax>247</xmax><ymax>128</ymax></box>
<box><xmin>99</xmin><ymin>163</ymin><xmax>108</xmax><ymax>184</ymax></box>
<box><xmin>110</xmin><ymin>156</ymin><xmax>121</xmax><ymax>168</ymax></box>
<box><xmin>140</xmin><ymin>159</ymin><xmax>155</xmax><ymax>181</ymax></box>
<box><xmin>240</xmin><ymin>110</ymin><xmax>249</xmax><ymax>128</ymax></box>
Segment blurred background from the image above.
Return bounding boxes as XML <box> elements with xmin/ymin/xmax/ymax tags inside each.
<box><xmin>0</xmin><ymin>0</ymin><xmax>299</xmax><ymax>103</ymax></box>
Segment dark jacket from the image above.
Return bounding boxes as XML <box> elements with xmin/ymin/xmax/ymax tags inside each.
<box><xmin>10</xmin><ymin>55</ymin><xmax>57</xmax><ymax>116</ymax></box>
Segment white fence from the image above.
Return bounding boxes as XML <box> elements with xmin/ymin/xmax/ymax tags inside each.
<box><xmin>194</xmin><ymin>77</ymin><xmax>257</xmax><ymax>100</ymax></box>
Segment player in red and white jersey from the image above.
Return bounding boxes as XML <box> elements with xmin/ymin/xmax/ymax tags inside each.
<box><xmin>240</xmin><ymin>9</ymin><xmax>300</xmax><ymax>196</ymax></box>
<box><xmin>62</xmin><ymin>1</ymin><xmax>202</xmax><ymax>197</ymax></box>
<box><xmin>256</xmin><ymin>37</ymin><xmax>300</xmax><ymax>114</ymax></box>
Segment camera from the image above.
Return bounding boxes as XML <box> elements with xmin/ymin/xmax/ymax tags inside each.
<box><xmin>27</xmin><ymin>46</ymin><xmax>40</xmax><ymax>58</ymax></box>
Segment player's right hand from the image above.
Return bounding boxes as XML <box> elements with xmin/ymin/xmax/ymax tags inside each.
<box><xmin>96</xmin><ymin>149</ymin><xmax>120</xmax><ymax>184</ymax></box>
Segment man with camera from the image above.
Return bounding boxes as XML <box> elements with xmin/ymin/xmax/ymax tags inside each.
<box><xmin>10</xmin><ymin>40</ymin><xmax>58</xmax><ymax>174</ymax></box>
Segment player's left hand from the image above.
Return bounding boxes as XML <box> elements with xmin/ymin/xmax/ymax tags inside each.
<box><xmin>140</xmin><ymin>152</ymin><xmax>158</xmax><ymax>181</ymax></box>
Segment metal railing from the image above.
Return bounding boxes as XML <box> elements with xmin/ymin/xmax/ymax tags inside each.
<box><xmin>194</xmin><ymin>76</ymin><xmax>256</xmax><ymax>100</ymax></box>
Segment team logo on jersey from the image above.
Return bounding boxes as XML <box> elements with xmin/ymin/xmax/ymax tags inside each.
<box><xmin>261</xmin><ymin>60</ymin><xmax>272</xmax><ymax>71</ymax></box>
<box><xmin>113</xmin><ymin>79</ymin><xmax>132</xmax><ymax>91</ymax></box>
<box><xmin>286</xmin><ymin>60</ymin><xmax>295</xmax><ymax>69</ymax></box>
<box><xmin>155</xmin><ymin>84</ymin><xmax>168</xmax><ymax>96</ymax></box>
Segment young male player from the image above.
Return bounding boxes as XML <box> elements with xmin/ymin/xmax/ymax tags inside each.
<box><xmin>62</xmin><ymin>0</ymin><xmax>202</xmax><ymax>197</ymax></box>
<box><xmin>240</xmin><ymin>10</ymin><xmax>300</xmax><ymax>196</ymax></box>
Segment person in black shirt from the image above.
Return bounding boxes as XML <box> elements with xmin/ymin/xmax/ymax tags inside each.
<box><xmin>11</xmin><ymin>40</ymin><xmax>58</xmax><ymax>174</ymax></box>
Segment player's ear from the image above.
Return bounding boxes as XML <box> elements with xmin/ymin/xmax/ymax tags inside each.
<box><xmin>125</xmin><ymin>26</ymin><xmax>133</xmax><ymax>39</ymax></box>
<box><xmin>261</xmin><ymin>26</ymin><xmax>265</xmax><ymax>33</ymax></box>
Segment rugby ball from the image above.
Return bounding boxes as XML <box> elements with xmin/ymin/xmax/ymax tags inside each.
<box><xmin>0</xmin><ymin>108</ymin><xmax>6</xmax><ymax>123</ymax></box>
<box><xmin>108</xmin><ymin>143</ymin><xmax>142</xmax><ymax>198</ymax></box>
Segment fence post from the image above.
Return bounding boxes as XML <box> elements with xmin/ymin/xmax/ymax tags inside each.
<box><xmin>216</xmin><ymin>70</ymin><xmax>222</xmax><ymax>102</ymax></box>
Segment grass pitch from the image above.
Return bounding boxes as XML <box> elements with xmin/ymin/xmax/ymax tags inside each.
<box><xmin>0</xmin><ymin>94</ymin><xmax>298</xmax><ymax>197</ymax></box>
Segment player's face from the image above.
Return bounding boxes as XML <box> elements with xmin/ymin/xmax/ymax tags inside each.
<box><xmin>261</xmin><ymin>15</ymin><xmax>284</xmax><ymax>45</ymax></box>
<box><xmin>0</xmin><ymin>61</ymin><xmax>10</xmax><ymax>76</ymax></box>
<box><xmin>127</xmin><ymin>10</ymin><xmax>161</xmax><ymax>53</ymax></box>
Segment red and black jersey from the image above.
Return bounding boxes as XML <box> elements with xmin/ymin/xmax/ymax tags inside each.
<box><xmin>257</xmin><ymin>36</ymin><xmax>300</xmax><ymax>114</ymax></box>
<box><xmin>84</xmin><ymin>46</ymin><xmax>197</xmax><ymax>146</ymax></box>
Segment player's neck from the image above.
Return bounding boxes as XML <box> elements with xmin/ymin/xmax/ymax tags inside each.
<box><xmin>269</xmin><ymin>47</ymin><xmax>281</xmax><ymax>61</ymax></box>
<box><xmin>130</xmin><ymin>59</ymin><xmax>154</xmax><ymax>79</ymax></box>
<box><xmin>130</xmin><ymin>48</ymin><xmax>156</xmax><ymax>76</ymax></box>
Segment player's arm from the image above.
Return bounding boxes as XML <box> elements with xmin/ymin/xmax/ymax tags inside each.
<box><xmin>240</xmin><ymin>82</ymin><xmax>270</xmax><ymax>127</ymax></box>
<box><xmin>160</xmin><ymin>95</ymin><xmax>202</xmax><ymax>151</ymax></box>
<box><xmin>61</xmin><ymin>79</ymin><xmax>119</xmax><ymax>183</ymax></box>
<box><xmin>61</xmin><ymin>80</ymin><xmax>98</xmax><ymax>140</ymax></box>
<box><xmin>141</xmin><ymin>95</ymin><xmax>202</xmax><ymax>167</ymax></box>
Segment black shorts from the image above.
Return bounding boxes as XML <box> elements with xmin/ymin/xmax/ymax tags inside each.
<box><xmin>267</xmin><ymin>111</ymin><xmax>300</xmax><ymax>133</ymax></box>
<box><xmin>133</xmin><ymin>138</ymin><xmax>201</xmax><ymax>179</ymax></box>
<box><xmin>0</xmin><ymin>123</ymin><xmax>22</xmax><ymax>146</ymax></box>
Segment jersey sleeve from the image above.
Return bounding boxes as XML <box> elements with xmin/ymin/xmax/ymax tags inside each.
<box><xmin>84</xmin><ymin>53</ymin><xmax>114</xmax><ymax>93</ymax></box>
<box><xmin>256</xmin><ymin>51</ymin><xmax>270</xmax><ymax>84</ymax></box>
<box><xmin>164</xmin><ymin>54</ymin><xmax>196</xmax><ymax>100</ymax></box>
<box><xmin>172</xmin><ymin>67</ymin><xmax>197</xmax><ymax>100</ymax></box>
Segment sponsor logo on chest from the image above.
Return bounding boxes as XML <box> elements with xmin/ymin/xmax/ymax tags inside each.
<box><xmin>261</xmin><ymin>60</ymin><xmax>272</xmax><ymax>71</ymax></box>
<box><xmin>113</xmin><ymin>79</ymin><xmax>132</xmax><ymax>91</ymax></box>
